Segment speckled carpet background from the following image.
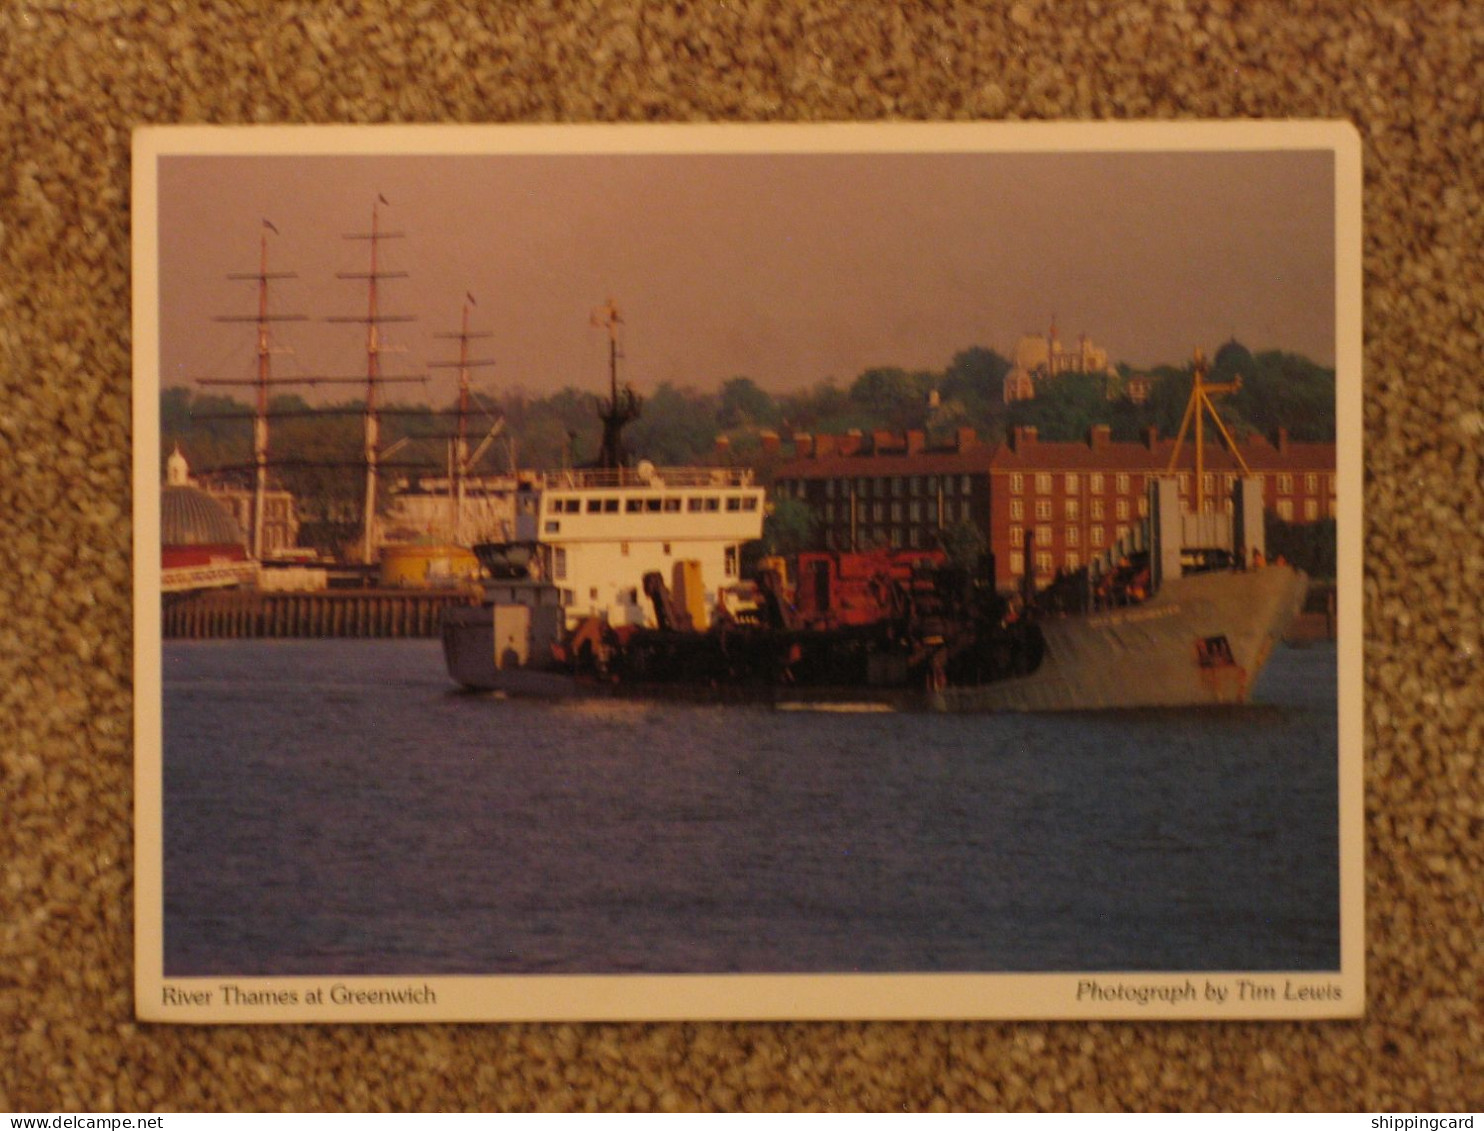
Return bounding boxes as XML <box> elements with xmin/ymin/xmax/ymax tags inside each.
<box><xmin>1</xmin><ymin>0</ymin><xmax>1479</xmax><ymax>1113</ymax></box>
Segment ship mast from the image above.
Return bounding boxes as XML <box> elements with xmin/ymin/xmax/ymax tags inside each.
<box><xmin>1165</xmin><ymin>347</ymin><xmax>1250</xmax><ymax>515</ymax></box>
<box><xmin>199</xmin><ymin>219</ymin><xmax>307</xmax><ymax>561</ymax></box>
<box><xmin>590</xmin><ymin>298</ymin><xmax>641</xmax><ymax>471</ymax></box>
<box><xmin>429</xmin><ymin>294</ymin><xmax>498</xmax><ymax>544</ymax></box>
<box><xmin>329</xmin><ymin>196</ymin><xmax>421</xmax><ymax>565</ymax></box>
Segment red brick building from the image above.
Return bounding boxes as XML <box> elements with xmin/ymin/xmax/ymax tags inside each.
<box><xmin>773</xmin><ymin>425</ymin><xmax>1336</xmax><ymax>591</ymax></box>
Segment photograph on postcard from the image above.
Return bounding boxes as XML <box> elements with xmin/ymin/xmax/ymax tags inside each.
<box><xmin>133</xmin><ymin>123</ymin><xmax>1361</xmax><ymax>1021</ymax></box>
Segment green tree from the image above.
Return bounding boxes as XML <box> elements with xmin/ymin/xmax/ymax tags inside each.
<box><xmin>760</xmin><ymin>496</ymin><xmax>816</xmax><ymax>556</ymax></box>
<box><xmin>936</xmin><ymin>519</ymin><xmax>987</xmax><ymax>574</ymax></box>
<box><xmin>716</xmin><ymin>375</ymin><xmax>779</xmax><ymax>429</ymax></box>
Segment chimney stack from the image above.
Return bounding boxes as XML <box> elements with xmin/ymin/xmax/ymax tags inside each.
<box><xmin>1143</xmin><ymin>424</ymin><xmax>1159</xmax><ymax>450</ymax></box>
<box><xmin>759</xmin><ymin>431</ymin><xmax>780</xmax><ymax>454</ymax></box>
<box><xmin>906</xmin><ymin>429</ymin><xmax>926</xmax><ymax>455</ymax></box>
<box><xmin>839</xmin><ymin>430</ymin><xmax>864</xmax><ymax>457</ymax></box>
<box><xmin>793</xmin><ymin>433</ymin><xmax>813</xmax><ymax>459</ymax></box>
<box><xmin>955</xmin><ymin>426</ymin><xmax>978</xmax><ymax>452</ymax></box>
<box><xmin>1089</xmin><ymin>424</ymin><xmax>1111</xmax><ymax>449</ymax></box>
<box><xmin>1010</xmin><ymin>425</ymin><xmax>1038</xmax><ymax>452</ymax></box>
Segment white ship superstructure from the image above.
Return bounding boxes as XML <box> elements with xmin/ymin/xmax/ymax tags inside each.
<box><xmin>510</xmin><ymin>462</ymin><xmax>764</xmax><ymax>629</ymax></box>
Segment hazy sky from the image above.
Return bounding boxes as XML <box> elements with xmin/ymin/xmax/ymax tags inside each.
<box><xmin>156</xmin><ymin>145</ymin><xmax>1335</xmax><ymax>407</ymax></box>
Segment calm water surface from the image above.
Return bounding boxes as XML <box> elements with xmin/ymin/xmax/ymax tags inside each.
<box><xmin>162</xmin><ymin>639</ymin><xmax>1340</xmax><ymax>976</ymax></box>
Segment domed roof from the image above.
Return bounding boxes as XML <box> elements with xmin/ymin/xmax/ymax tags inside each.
<box><xmin>162</xmin><ymin>485</ymin><xmax>245</xmax><ymax>548</ymax></box>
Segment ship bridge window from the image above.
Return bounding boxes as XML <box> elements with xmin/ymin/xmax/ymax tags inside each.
<box><xmin>586</xmin><ymin>499</ymin><xmax>603</xmax><ymax>514</ymax></box>
<box><xmin>645</xmin><ymin>498</ymin><xmax>662</xmax><ymax>513</ymax></box>
<box><xmin>663</xmin><ymin>497</ymin><xmax>681</xmax><ymax>513</ymax></box>
<box><xmin>625</xmin><ymin>498</ymin><xmax>643</xmax><ymax>513</ymax></box>
<box><xmin>603</xmin><ymin>498</ymin><xmax>619</xmax><ymax>513</ymax></box>
<box><xmin>726</xmin><ymin>496</ymin><xmax>742</xmax><ymax>511</ymax></box>
<box><xmin>687</xmin><ymin>497</ymin><xmax>703</xmax><ymax>512</ymax></box>
<box><xmin>544</xmin><ymin>521</ymin><xmax>560</xmax><ymax>534</ymax></box>
<box><xmin>704</xmin><ymin>497</ymin><xmax>719</xmax><ymax>512</ymax></box>
<box><xmin>742</xmin><ymin>496</ymin><xmax>759</xmax><ymax>511</ymax></box>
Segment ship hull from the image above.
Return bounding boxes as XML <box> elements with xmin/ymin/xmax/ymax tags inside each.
<box><xmin>443</xmin><ymin>565</ymin><xmax>1309</xmax><ymax>712</ymax></box>
<box><xmin>937</xmin><ymin>565</ymin><xmax>1308</xmax><ymax>712</ymax></box>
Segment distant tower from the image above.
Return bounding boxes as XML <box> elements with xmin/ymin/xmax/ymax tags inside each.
<box><xmin>166</xmin><ymin>444</ymin><xmax>190</xmax><ymax>487</ymax></box>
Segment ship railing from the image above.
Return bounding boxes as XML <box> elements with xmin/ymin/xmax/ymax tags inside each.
<box><xmin>531</xmin><ymin>466</ymin><xmax>755</xmax><ymax>490</ymax></box>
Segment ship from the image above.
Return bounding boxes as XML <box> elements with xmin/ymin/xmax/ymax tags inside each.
<box><xmin>442</xmin><ymin>339</ymin><xmax>1311</xmax><ymax>710</ymax></box>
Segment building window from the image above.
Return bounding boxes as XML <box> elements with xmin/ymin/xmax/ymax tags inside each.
<box><xmin>1116</xmin><ymin>524</ymin><xmax>1130</xmax><ymax>542</ymax></box>
<box><xmin>1010</xmin><ymin>525</ymin><xmax>1024</xmax><ymax>547</ymax></box>
<box><xmin>1091</xmin><ymin>499</ymin><xmax>1104</xmax><ymax>520</ymax></box>
<box><xmin>1306</xmin><ymin>473</ymin><xmax>1319</xmax><ymax>493</ymax></box>
<box><xmin>911</xmin><ymin>476</ymin><xmax>923</xmax><ymax>496</ymax></box>
<box><xmin>1066</xmin><ymin>525</ymin><xmax>1080</xmax><ymax>547</ymax></box>
<box><xmin>1035</xmin><ymin>473</ymin><xmax>1052</xmax><ymax>494</ymax></box>
<box><xmin>1035</xmin><ymin>499</ymin><xmax>1052</xmax><ymax>520</ymax></box>
<box><xmin>1276</xmin><ymin>499</ymin><xmax>1294</xmax><ymax>521</ymax></box>
<box><xmin>1278</xmin><ymin>474</ymin><xmax>1293</xmax><ymax>495</ymax></box>
<box><xmin>873</xmin><ymin>502</ymin><xmax>885</xmax><ymax>521</ymax></box>
<box><xmin>1036</xmin><ymin>524</ymin><xmax>1053</xmax><ymax>546</ymax></box>
<box><xmin>1137</xmin><ymin>497</ymin><xmax>1149</xmax><ymax>518</ymax></box>
<box><xmin>1011</xmin><ymin>555</ymin><xmax>1024</xmax><ymax>576</ymax></box>
<box><xmin>826</xmin><ymin>480</ymin><xmax>836</xmax><ymax>498</ymax></box>
<box><xmin>1116</xmin><ymin>473</ymin><xmax>1130</xmax><ymax>494</ymax></box>
<box><xmin>1065</xmin><ymin>473</ymin><xmax>1079</xmax><ymax>493</ymax></box>
<box><xmin>1009</xmin><ymin>499</ymin><xmax>1023</xmax><ymax>521</ymax></box>
<box><xmin>1010</xmin><ymin>473</ymin><xmax>1023</xmax><ymax>494</ymax></box>
<box><xmin>825</xmin><ymin>502</ymin><xmax>836</xmax><ymax>522</ymax></box>
<box><xmin>908</xmin><ymin>528</ymin><xmax>921</xmax><ymax>548</ymax></box>
<box><xmin>891</xmin><ymin>501</ymin><xmax>902</xmax><ymax>522</ymax></box>
<box><xmin>1305</xmin><ymin>499</ymin><xmax>1319</xmax><ymax>521</ymax></box>
<box><xmin>1035</xmin><ymin>551</ymin><xmax>1054</xmax><ymax>575</ymax></box>
<box><xmin>910</xmin><ymin>500</ymin><xmax>922</xmax><ymax>522</ymax></box>
<box><xmin>926</xmin><ymin>476</ymin><xmax>939</xmax><ymax>493</ymax></box>
<box><xmin>1065</xmin><ymin>499</ymin><xmax>1080</xmax><ymax>520</ymax></box>
<box><xmin>1065</xmin><ymin>551</ymin><xmax>1080</xmax><ymax>571</ymax></box>
<box><xmin>1091</xmin><ymin>524</ymin><xmax>1105</xmax><ymax>547</ymax></box>
<box><xmin>1090</xmin><ymin>473</ymin><xmax>1104</xmax><ymax>494</ymax></box>
<box><xmin>1116</xmin><ymin>499</ymin><xmax>1129</xmax><ymax>520</ymax></box>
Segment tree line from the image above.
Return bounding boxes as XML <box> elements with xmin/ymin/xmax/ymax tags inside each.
<box><xmin>162</xmin><ymin>339</ymin><xmax>1335</xmax><ymax>548</ymax></box>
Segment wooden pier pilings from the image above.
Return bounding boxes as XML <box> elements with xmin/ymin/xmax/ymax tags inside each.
<box><xmin>163</xmin><ymin>589</ymin><xmax>479</xmax><ymax>640</ymax></box>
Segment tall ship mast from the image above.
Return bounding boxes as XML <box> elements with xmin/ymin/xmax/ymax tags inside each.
<box><xmin>428</xmin><ymin>294</ymin><xmax>499</xmax><ymax>545</ymax></box>
<box><xmin>327</xmin><ymin>196</ymin><xmax>425</xmax><ymax>564</ymax></box>
<box><xmin>196</xmin><ymin>219</ymin><xmax>308</xmax><ymax>561</ymax></box>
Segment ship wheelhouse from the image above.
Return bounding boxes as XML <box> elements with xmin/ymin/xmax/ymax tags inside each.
<box><xmin>497</xmin><ymin>465</ymin><xmax>765</xmax><ymax>629</ymax></box>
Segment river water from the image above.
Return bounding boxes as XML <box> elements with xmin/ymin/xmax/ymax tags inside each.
<box><xmin>161</xmin><ymin>639</ymin><xmax>1340</xmax><ymax>976</ymax></box>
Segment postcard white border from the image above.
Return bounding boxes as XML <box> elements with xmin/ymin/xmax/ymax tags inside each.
<box><xmin>133</xmin><ymin>121</ymin><xmax>1363</xmax><ymax>1023</ymax></box>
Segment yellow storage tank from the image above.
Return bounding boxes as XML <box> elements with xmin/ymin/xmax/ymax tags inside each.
<box><xmin>378</xmin><ymin>543</ymin><xmax>481</xmax><ymax>589</ymax></box>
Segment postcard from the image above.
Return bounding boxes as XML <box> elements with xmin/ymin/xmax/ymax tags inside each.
<box><xmin>133</xmin><ymin>121</ymin><xmax>1363</xmax><ymax>1022</ymax></box>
